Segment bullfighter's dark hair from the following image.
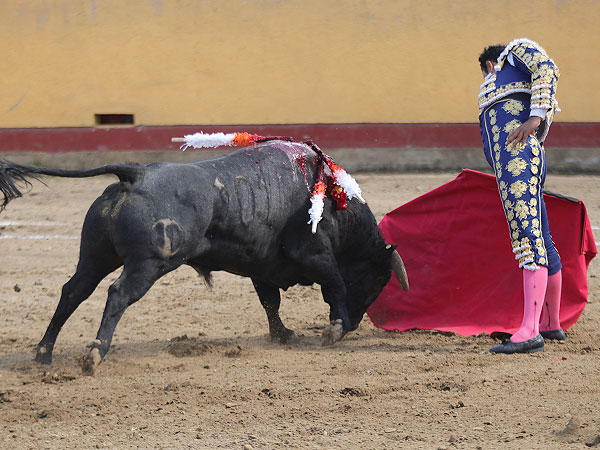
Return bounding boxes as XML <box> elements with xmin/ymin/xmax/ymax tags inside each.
<box><xmin>478</xmin><ymin>44</ymin><xmax>505</xmax><ymax>72</ymax></box>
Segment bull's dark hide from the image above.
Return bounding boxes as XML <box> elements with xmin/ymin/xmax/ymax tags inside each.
<box><xmin>0</xmin><ymin>141</ymin><xmax>407</xmax><ymax>374</ymax></box>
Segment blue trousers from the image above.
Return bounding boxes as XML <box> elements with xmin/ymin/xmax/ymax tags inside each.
<box><xmin>480</xmin><ymin>94</ymin><xmax>561</xmax><ymax>274</ymax></box>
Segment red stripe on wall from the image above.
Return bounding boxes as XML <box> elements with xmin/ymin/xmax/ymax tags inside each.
<box><xmin>0</xmin><ymin>123</ymin><xmax>598</xmax><ymax>153</ymax></box>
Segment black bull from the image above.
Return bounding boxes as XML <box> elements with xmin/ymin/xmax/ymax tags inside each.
<box><xmin>0</xmin><ymin>142</ymin><xmax>408</xmax><ymax>374</ymax></box>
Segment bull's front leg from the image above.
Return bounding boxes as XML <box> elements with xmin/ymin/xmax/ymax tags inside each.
<box><xmin>252</xmin><ymin>279</ymin><xmax>297</xmax><ymax>344</ymax></box>
<box><xmin>283</xmin><ymin>232</ymin><xmax>350</xmax><ymax>345</ymax></box>
<box><xmin>320</xmin><ymin>281</ymin><xmax>350</xmax><ymax>346</ymax></box>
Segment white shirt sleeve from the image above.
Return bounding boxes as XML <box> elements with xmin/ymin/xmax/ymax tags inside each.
<box><xmin>530</xmin><ymin>108</ymin><xmax>547</xmax><ymax>118</ymax></box>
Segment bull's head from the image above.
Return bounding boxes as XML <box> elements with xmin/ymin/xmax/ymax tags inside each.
<box><xmin>343</xmin><ymin>244</ymin><xmax>409</xmax><ymax>331</ymax></box>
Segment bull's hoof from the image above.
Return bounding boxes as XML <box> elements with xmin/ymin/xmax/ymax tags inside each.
<box><xmin>271</xmin><ymin>328</ymin><xmax>299</xmax><ymax>345</ymax></box>
<box><xmin>34</xmin><ymin>346</ymin><xmax>52</xmax><ymax>365</ymax></box>
<box><xmin>82</xmin><ymin>347</ymin><xmax>102</xmax><ymax>376</ymax></box>
<box><xmin>321</xmin><ymin>319</ymin><xmax>344</xmax><ymax>346</ymax></box>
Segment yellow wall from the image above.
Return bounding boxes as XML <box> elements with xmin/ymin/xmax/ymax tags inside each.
<box><xmin>1</xmin><ymin>0</ymin><xmax>599</xmax><ymax>127</ymax></box>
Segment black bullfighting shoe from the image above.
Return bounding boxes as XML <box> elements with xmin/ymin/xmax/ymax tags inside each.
<box><xmin>540</xmin><ymin>328</ymin><xmax>566</xmax><ymax>341</ymax></box>
<box><xmin>489</xmin><ymin>334</ymin><xmax>545</xmax><ymax>354</ymax></box>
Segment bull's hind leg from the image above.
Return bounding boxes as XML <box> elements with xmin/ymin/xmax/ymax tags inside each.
<box><xmin>252</xmin><ymin>279</ymin><xmax>297</xmax><ymax>344</ymax></box>
<box><xmin>83</xmin><ymin>258</ymin><xmax>177</xmax><ymax>375</ymax></box>
<box><xmin>35</xmin><ymin>259</ymin><xmax>121</xmax><ymax>365</ymax></box>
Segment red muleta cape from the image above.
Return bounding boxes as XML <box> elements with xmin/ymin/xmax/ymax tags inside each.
<box><xmin>368</xmin><ymin>169</ymin><xmax>597</xmax><ymax>336</ymax></box>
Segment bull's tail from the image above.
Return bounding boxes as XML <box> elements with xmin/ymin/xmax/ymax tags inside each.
<box><xmin>0</xmin><ymin>159</ymin><xmax>144</xmax><ymax>211</ymax></box>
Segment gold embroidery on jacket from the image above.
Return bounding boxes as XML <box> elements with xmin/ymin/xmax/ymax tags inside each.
<box><xmin>478</xmin><ymin>81</ymin><xmax>532</xmax><ymax>109</ymax></box>
<box><xmin>502</xmin><ymin>99</ymin><xmax>525</xmax><ymax>116</ymax></box>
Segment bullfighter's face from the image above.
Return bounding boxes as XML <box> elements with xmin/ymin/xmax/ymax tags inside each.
<box><xmin>483</xmin><ymin>60</ymin><xmax>496</xmax><ymax>78</ymax></box>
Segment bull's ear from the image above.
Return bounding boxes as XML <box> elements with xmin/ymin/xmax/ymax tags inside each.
<box><xmin>384</xmin><ymin>243</ymin><xmax>397</xmax><ymax>253</ymax></box>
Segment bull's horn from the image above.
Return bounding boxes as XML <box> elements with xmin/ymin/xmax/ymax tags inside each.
<box><xmin>391</xmin><ymin>250</ymin><xmax>409</xmax><ymax>291</ymax></box>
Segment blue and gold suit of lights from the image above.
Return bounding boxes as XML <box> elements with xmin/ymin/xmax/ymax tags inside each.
<box><xmin>479</xmin><ymin>39</ymin><xmax>561</xmax><ymax>274</ymax></box>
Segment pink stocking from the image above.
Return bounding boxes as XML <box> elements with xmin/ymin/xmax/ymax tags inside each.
<box><xmin>510</xmin><ymin>266</ymin><xmax>548</xmax><ymax>343</ymax></box>
<box><xmin>539</xmin><ymin>270</ymin><xmax>562</xmax><ymax>331</ymax></box>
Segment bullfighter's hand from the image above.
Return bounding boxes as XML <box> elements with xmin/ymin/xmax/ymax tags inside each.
<box><xmin>506</xmin><ymin>116</ymin><xmax>542</xmax><ymax>147</ymax></box>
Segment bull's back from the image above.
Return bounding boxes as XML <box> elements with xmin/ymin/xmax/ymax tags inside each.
<box><xmin>201</xmin><ymin>144</ymin><xmax>316</xmax><ymax>228</ymax></box>
<box><xmin>94</xmin><ymin>143</ymin><xmax>318</xmax><ymax>265</ymax></box>
<box><xmin>194</xmin><ymin>144</ymin><xmax>319</xmax><ymax>268</ymax></box>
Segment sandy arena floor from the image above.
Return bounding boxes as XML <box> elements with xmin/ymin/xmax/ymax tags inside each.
<box><xmin>1</xmin><ymin>169</ymin><xmax>599</xmax><ymax>449</ymax></box>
